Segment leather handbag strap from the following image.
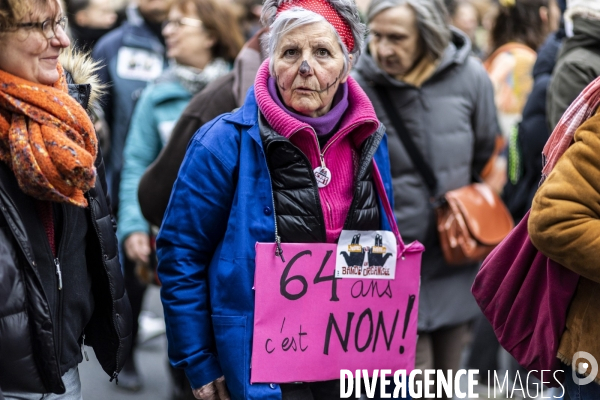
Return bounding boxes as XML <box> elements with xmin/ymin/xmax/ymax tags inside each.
<box><xmin>373</xmin><ymin>86</ymin><xmax>438</xmax><ymax>198</ymax></box>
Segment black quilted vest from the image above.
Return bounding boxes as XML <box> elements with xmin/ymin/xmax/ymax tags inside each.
<box><xmin>259</xmin><ymin>116</ymin><xmax>384</xmax><ymax>243</ymax></box>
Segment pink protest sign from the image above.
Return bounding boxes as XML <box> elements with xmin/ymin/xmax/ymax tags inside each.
<box><xmin>251</xmin><ymin>241</ymin><xmax>423</xmax><ymax>383</ymax></box>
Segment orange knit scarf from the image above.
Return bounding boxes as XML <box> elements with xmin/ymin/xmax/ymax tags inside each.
<box><xmin>0</xmin><ymin>63</ymin><xmax>97</xmax><ymax>207</ymax></box>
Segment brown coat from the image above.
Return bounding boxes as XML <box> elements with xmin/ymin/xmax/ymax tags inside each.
<box><xmin>529</xmin><ymin>109</ymin><xmax>600</xmax><ymax>382</ymax></box>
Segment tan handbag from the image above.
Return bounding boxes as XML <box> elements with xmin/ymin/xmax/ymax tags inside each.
<box><xmin>374</xmin><ymin>85</ymin><xmax>514</xmax><ymax>266</ymax></box>
<box><xmin>436</xmin><ymin>183</ymin><xmax>514</xmax><ymax>265</ymax></box>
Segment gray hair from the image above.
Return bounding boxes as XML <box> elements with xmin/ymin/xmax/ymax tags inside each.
<box><xmin>367</xmin><ymin>0</ymin><xmax>451</xmax><ymax>61</ymax></box>
<box><xmin>261</xmin><ymin>0</ymin><xmax>366</xmax><ymax>70</ymax></box>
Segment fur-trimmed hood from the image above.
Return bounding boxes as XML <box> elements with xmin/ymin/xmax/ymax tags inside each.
<box><xmin>58</xmin><ymin>46</ymin><xmax>105</xmax><ymax>112</ymax></box>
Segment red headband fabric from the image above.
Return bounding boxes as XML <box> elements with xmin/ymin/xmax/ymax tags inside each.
<box><xmin>276</xmin><ymin>0</ymin><xmax>355</xmax><ymax>52</ymax></box>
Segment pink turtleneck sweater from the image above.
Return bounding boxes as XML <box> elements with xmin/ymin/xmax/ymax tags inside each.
<box><xmin>254</xmin><ymin>60</ymin><xmax>380</xmax><ymax>243</ymax></box>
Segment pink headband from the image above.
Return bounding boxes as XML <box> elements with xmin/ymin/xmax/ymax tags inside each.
<box><xmin>276</xmin><ymin>0</ymin><xmax>355</xmax><ymax>52</ymax></box>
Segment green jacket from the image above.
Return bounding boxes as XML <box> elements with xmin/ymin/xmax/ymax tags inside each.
<box><xmin>117</xmin><ymin>81</ymin><xmax>191</xmax><ymax>242</ymax></box>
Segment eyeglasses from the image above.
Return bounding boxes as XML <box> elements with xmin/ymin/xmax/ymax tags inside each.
<box><xmin>162</xmin><ymin>17</ymin><xmax>203</xmax><ymax>30</ymax></box>
<box><xmin>16</xmin><ymin>15</ymin><xmax>68</xmax><ymax>39</ymax></box>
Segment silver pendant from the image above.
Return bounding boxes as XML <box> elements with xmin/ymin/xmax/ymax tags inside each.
<box><xmin>314</xmin><ymin>166</ymin><xmax>332</xmax><ymax>188</ymax></box>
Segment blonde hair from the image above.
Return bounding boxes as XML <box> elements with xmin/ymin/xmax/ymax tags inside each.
<box><xmin>0</xmin><ymin>0</ymin><xmax>61</xmax><ymax>31</ymax></box>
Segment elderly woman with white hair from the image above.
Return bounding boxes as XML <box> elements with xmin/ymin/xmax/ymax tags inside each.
<box><xmin>156</xmin><ymin>0</ymin><xmax>397</xmax><ymax>399</ymax></box>
<box><xmin>352</xmin><ymin>0</ymin><xmax>497</xmax><ymax>396</ymax></box>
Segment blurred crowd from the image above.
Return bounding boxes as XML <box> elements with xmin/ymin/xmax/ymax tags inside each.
<box><xmin>58</xmin><ymin>0</ymin><xmax>600</xmax><ymax>398</ymax></box>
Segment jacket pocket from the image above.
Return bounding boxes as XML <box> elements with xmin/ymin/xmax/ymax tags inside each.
<box><xmin>211</xmin><ymin>315</ymin><xmax>247</xmax><ymax>400</ymax></box>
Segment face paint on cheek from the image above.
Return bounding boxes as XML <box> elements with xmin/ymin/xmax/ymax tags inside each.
<box><xmin>315</xmin><ymin>69</ymin><xmax>344</xmax><ymax>94</ymax></box>
<box><xmin>315</xmin><ymin>78</ymin><xmax>338</xmax><ymax>94</ymax></box>
<box><xmin>275</xmin><ymin>74</ymin><xmax>287</xmax><ymax>91</ymax></box>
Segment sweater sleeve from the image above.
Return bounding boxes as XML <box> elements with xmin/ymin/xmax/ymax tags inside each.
<box><xmin>529</xmin><ymin>111</ymin><xmax>600</xmax><ymax>283</ymax></box>
<box><xmin>117</xmin><ymin>87</ymin><xmax>162</xmax><ymax>242</ymax></box>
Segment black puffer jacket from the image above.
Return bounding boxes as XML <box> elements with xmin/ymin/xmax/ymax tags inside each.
<box><xmin>0</xmin><ymin>76</ymin><xmax>132</xmax><ymax>394</ymax></box>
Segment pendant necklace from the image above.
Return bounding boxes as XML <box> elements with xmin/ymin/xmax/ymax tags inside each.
<box><xmin>313</xmin><ymin>132</ymin><xmax>331</xmax><ymax>189</ymax></box>
<box><xmin>314</xmin><ymin>151</ymin><xmax>332</xmax><ymax>188</ymax></box>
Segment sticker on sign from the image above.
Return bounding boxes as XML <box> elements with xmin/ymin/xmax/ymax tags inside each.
<box><xmin>335</xmin><ymin>230</ymin><xmax>397</xmax><ymax>279</ymax></box>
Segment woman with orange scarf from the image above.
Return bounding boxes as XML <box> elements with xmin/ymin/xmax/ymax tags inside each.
<box><xmin>0</xmin><ymin>0</ymin><xmax>132</xmax><ymax>398</ymax></box>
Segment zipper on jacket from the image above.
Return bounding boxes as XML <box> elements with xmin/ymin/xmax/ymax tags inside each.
<box><xmin>81</xmin><ymin>334</ymin><xmax>89</xmax><ymax>361</ymax></box>
<box><xmin>263</xmin><ymin>158</ymin><xmax>285</xmax><ymax>262</ymax></box>
<box><xmin>54</xmin><ymin>254</ymin><xmax>64</xmax><ymax>365</ymax></box>
<box><xmin>55</xmin><ymin>203</ymin><xmax>68</xmax><ymax>363</ymax></box>
<box><xmin>258</xmin><ymin>121</ymin><xmax>292</xmax><ymax>262</ymax></box>
<box><xmin>312</xmin><ymin>129</ymin><xmax>331</xmax><ymax>182</ymax></box>
<box><xmin>312</xmin><ymin>128</ymin><xmax>335</xmax><ymax>238</ymax></box>
<box><xmin>326</xmin><ymin>201</ymin><xmax>333</xmax><ymax>228</ymax></box>
<box><xmin>54</xmin><ymin>258</ymin><xmax>63</xmax><ymax>290</ymax></box>
<box><xmin>275</xmin><ymin>233</ymin><xmax>285</xmax><ymax>263</ymax></box>
<box><xmin>86</xmin><ymin>193</ymin><xmax>122</xmax><ymax>382</ymax></box>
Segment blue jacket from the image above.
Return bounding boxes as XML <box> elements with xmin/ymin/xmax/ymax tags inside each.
<box><xmin>92</xmin><ymin>6</ymin><xmax>167</xmax><ymax>203</ymax></box>
<box><xmin>156</xmin><ymin>86</ymin><xmax>394</xmax><ymax>399</ymax></box>
<box><xmin>117</xmin><ymin>81</ymin><xmax>191</xmax><ymax>242</ymax></box>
